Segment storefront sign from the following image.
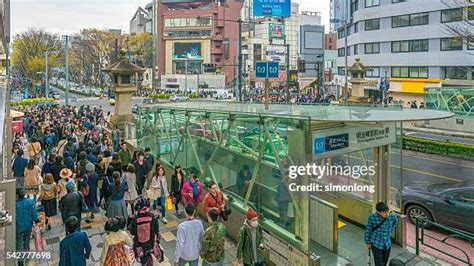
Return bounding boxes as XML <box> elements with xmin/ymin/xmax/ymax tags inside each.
<box><xmin>312</xmin><ymin>123</ymin><xmax>396</xmax><ymax>158</ymax></box>
<box><xmin>266</xmin><ymin>46</ymin><xmax>286</xmax><ymax>62</ymax></box>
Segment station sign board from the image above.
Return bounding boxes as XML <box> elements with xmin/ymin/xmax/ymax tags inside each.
<box><xmin>254</xmin><ymin>0</ymin><xmax>291</xmax><ymax>17</ymax></box>
<box><xmin>312</xmin><ymin>122</ymin><xmax>396</xmax><ymax>158</ymax></box>
<box><xmin>255</xmin><ymin>61</ymin><xmax>280</xmax><ymax>78</ymax></box>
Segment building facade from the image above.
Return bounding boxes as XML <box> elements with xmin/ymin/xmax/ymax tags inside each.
<box><xmin>157</xmin><ymin>0</ymin><xmax>243</xmax><ymax>92</ymax></box>
<box><xmin>335</xmin><ymin>0</ymin><xmax>474</xmax><ymax>103</ymax></box>
<box><xmin>130</xmin><ymin>7</ymin><xmax>152</xmax><ymax>35</ymax></box>
<box><xmin>299</xmin><ymin>24</ymin><xmax>325</xmax><ymax>93</ymax></box>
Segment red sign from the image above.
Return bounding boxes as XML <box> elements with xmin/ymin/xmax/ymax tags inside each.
<box><xmin>12</xmin><ymin>121</ymin><xmax>23</xmax><ymax>134</ymax></box>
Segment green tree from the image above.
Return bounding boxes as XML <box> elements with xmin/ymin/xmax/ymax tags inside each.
<box><xmin>11</xmin><ymin>28</ymin><xmax>63</xmax><ymax>83</ymax></box>
<box><xmin>127</xmin><ymin>32</ymin><xmax>153</xmax><ymax>68</ymax></box>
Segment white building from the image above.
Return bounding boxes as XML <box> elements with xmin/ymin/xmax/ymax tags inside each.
<box><xmin>334</xmin><ymin>0</ymin><xmax>474</xmax><ymax>103</ymax></box>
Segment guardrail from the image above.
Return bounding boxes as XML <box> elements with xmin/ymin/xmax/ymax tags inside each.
<box><xmin>414</xmin><ymin>216</ymin><xmax>474</xmax><ymax>265</ymax></box>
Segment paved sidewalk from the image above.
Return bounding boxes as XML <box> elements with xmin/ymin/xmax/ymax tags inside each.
<box><xmin>24</xmin><ymin>207</ymin><xmax>239</xmax><ymax>266</ymax></box>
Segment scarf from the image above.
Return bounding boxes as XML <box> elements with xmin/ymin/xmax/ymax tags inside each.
<box><xmin>189</xmin><ymin>180</ymin><xmax>199</xmax><ymax>200</ymax></box>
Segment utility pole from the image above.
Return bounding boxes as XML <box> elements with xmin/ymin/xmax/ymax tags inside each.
<box><xmin>264</xmin><ymin>77</ymin><xmax>269</xmax><ymax>110</ymax></box>
<box><xmin>65</xmin><ymin>35</ymin><xmax>69</xmax><ymax>105</ymax></box>
<box><xmin>344</xmin><ymin>21</ymin><xmax>349</xmax><ymax>104</ymax></box>
<box><xmin>237</xmin><ymin>19</ymin><xmax>243</xmax><ymax>102</ymax></box>
<box><xmin>185</xmin><ymin>59</ymin><xmax>188</xmax><ymax>96</ymax></box>
<box><xmin>45</xmin><ymin>52</ymin><xmax>49</xmax><ymax>97</ymax></box>
<box><xmin>286</xmin><ymin>43</ymin><xmax>290</xmax><ymax>103</ymax></box>
<box><xmin>152</xmin><ymin>0</ymin><xmax>158</xmax><ymax>91</ymax></box>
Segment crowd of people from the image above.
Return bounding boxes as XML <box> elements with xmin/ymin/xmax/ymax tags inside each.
<box><xmin>13</xmin><ymin>103</ymin><xmax>267</xmax><ymax>266</ymax></box>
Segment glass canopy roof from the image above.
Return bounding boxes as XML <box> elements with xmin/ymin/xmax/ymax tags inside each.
<box><xmin>140</xmin><ymin>102</ymin><xmax>454</xmax><ymax>122</ymax></box>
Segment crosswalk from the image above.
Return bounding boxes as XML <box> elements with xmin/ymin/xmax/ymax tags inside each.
<box><xmin>56</xmin><ymin>96</ymin><xmax>144</xmax><ymax>103</ymax></box>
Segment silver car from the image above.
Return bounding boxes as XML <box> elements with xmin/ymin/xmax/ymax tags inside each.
<box><xmin>170</xmin><ymin>95</ymin><xmax>190</xmax><ymax>102</ymax></box>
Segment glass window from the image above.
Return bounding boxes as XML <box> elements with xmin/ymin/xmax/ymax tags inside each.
<box><xmin>468</xmin><ymin>6</ymin><xmax>474</xmax><ymax>20</ymax></box>
<box><xmin>392</xmin><ymin>0</ymin><xmax>406</xmax><ymax>2</ymax></box>
<box><xmin>444</xmin><ymin>66</ymin><xmax>467</xmax><ymax>79</ymax></box>
<box><xmin>391</xmin><ymin>66</ymin><xmax>427</xmax><ymax>78</ymax></box>
<box><xmin>392</xmin><ymin>15</ymin><xmax>410</xmax><ymax>27</ymax></box>
<box><xmin>365</xmin><ymin>0</ymin><xmax>379</xmax><ymax>7</ymax></box>
<box><xmin>338</xmin><ymin>48</ymin><xmax>345</xmax><ymax>57</ymax></box>
<box><xmin>469</xmin><ymin>36</ymin><xmax>474</xmax><ymax>50</ymax></box>
<box><xmin>410</xmin><ymin>13</ymin><xmax>429</xmax><ymax>26</ymax></box>
<box><xmin>338</xmin><ymin>28</ymin><xmax>345</xmax><ymax>39</ymax></box>
<box><xmin>351</xmin><ymin>0</ymin><xmax>359</xmax><ymax>16</ymax></box>
<box><xmin>365</xmin><ymin>18</ymin><xmax>380</xmax><ymax>31</ymax></box>
<box><xmin>354</xmin><ymin>44</ymin><xmax>358</xmax><ymax>55</ymax></box>
<box><xmin>392</xmin><ymin>39</ymin><xmax>428</xmax><ymax>52</ymax></box>
<box><xmin>338</xmin><ymin>67</ymin><xmax>345</xmax><ymax>75</ymax></box>
<box><xmin>441</xmin><ymin>37</ymin><xmax>463</xmax><ymax>51</ymax></box>
<box><xmin>346</xmin><ymin>46</ymin><xmax>351</xmax><ymax>56</ymax></box>
<box><xmin>366</xmin><ymin>67</ymin><xmax>380</xmax><ymax>77</ymax></box>
<box><xmin>365</xmin><ymin>42</ymin><xmax>380</xmax><ymax>54</ymax></box>
<box><xmin>441</xmin><ymin>8</ymin><xmax>463</xmax><ymax>23</ymax></box>
<box><xmin>354</xmin><ymin>22</ymin><xmax>359</xmax><ymax>33</ymax></box>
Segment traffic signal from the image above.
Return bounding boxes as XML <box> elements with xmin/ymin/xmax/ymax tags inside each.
<box><xmin>204</xmin><ymin>63</ymin><xmax>217</xmax><ymax>73</ymax></box>
<box><xmin>298</xmin><ymin>59</ymin><xmax>306</xmax><ymax>73</ymax></box>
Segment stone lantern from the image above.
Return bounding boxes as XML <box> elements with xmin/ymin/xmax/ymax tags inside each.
<box><xmin>103</xmin><ymin>50</ymin><xmax>145</xmax><ymax>129</ymax></box>
<box><xmin>347</xmin><ymin>58</ymin><xmax>373</xmax><ymax>103</ymax></box>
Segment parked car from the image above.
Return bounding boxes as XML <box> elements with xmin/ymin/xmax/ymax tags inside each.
<box><xmin>179</xmin><ymin>121</ymin><xmax>221</xmax><ymax>140</ymax></box>
<box><xmin>170</xmin><ymin>95</ymin><xmax>190</xmax><ymax>102</ymax></box>
<box><xmin>402</xmin><ymin>181</ymin><xmax>474</xmax><ymax>233</ymax></box>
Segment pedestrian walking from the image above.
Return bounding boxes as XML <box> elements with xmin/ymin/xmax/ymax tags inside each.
<box><xmin>106</xmin><ymin>171</ymin><xmax>129</xmax><ymax>219</ymax></box>
<box><xmin>12</xmin><ymin>149</ymin><xmax>28</xmax><ymax>188</ymax></box>
<box><xmin>100</xmin><ymin>216</ymin><xmax>133</xmax><ymax>266</ymax></box>
<box><xmin>146</xmin><ymin>165</ymin><xmax>169</xmax><ymax>224</ymax></box>
<box><xmin>119</xmin><ymin>143</ymin><xmax>131</xmax><ymax>170</ymax></box>
<box><xmin>170</xmin><ymin>164</ymin><xmax>185</xmax><ymax>214</ymax></box>
<box><xmin>237</xmin><ymin>208</ymin><xmax>265</xmax><ymax>266</ymax></box>
<box><xmin>134</xmin><ymin>151</ymin><xmax>148</xmax><ymax>195</ymax></box>
<box><xmin>144</xmin><ymin>147</ymin><xmax>154</xmax><ymax>172</ymax></box>
<box><xmin>51</xmin><ymin>155</ymin><xmax>66</xmax><ymax>183</ymax></box>
<box><xmin>364</xmin><ymin>202</ymin><xmax>398</xmax><ymax>266</ymax></box>
<box><xmin>201</xmin><ymin>209</ymin><xmax>227</xmax><ymax>266</ymax></box>
<box><xmin>63</xmin><ymin>151</ymin><xmax>75</xmax><ymax>172</ymax></box>
<box><xmin>109</xmin><ymin>153</ymin><xmax>123</xmax><ymax>175</ymax></box>
<box><xmin>41</xmin><ymin>153</ymin><xmax>56</xmax><ymax>177</ymax></box>
<box><xmin>202</xmin><ymin>181</ymin><xmax>226</xmax><ymax>218</ymax></box>
<box><xmin>124</xmin><ymin>163</ymin><xmax>139</xmax><ymax>213</ymax></box>
<box><xmin>174</xmin><ymin>203</ymin><xmax>204</xmax><ymax>266</ymax></box>
<box><xmin>59</xmin><ymin>181</ymin><xmax>88</xmax><ymax>230</ymax></box>
<box><xmin>16</xmin><ymin>187</ymin><xmax>40</xmax><ymax>266</ymax></box>
<box><xmin>128</xmin><ymin>196</ymin><xmax>161</xmax><ymax>266</ymax></box>
<box><xmin>58</xmin><ymin>168</ymin><xmax>73</xmax><ymax>201</ymax></box>
<box><xmin>38</xmin><ymin>173</ymin><xmax>58</xmax><ymax>231</ymax></box>
<box><xmin>27</xmin><ymin>137</ymin><xmax>42</xmax><ymax>165</ymax></box>
<box><xmin>24</xmin><ymin>159</ymin><xmax>42</xmax><ymax>200</ymax></box>
<box><xmin>59</xmin><ymin>216</ymin><xmax>92</xmax><ymax>266</ymax></box>
<box><xmin>84</xmin><ymin>162</ymin><xmax>100</xmax><ymax>217</ymax></box>
<box><xmin>181</xmin><ymin>173</ymin><xmax>203</xmax><ymax>208</ymax></box>
<box><xmin>111</xmin><ymin>125</ymin><xmax>121</xmax><ymax>152</ymax></box>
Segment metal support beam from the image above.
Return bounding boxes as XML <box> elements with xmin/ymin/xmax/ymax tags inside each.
<box><xmin>374</xmin><ymin>144</ymin><xmax>391</xmax><ymax>206</ymax></box>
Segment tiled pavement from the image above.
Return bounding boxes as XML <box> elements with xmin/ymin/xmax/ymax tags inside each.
<box><xmin>22</xmin><ymin>207</ymin><xmax>240</xmax><ymax>266</ymax></box>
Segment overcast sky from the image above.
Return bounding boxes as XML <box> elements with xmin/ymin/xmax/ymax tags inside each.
<box><xmin>12</xmin><ymin>0</ymin><xmax>329</xmax><ymax>36</ymax></box>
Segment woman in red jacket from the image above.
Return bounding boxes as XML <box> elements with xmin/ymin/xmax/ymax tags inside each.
<box><xmin>181</xmin><ymin>173</ymin><xmax>203</xmax><ymax>207</ymax></box>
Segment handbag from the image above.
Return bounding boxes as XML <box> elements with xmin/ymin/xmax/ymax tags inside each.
<box><xmin>210</xmin><ymin>192</ymin><xmax>232</xmax><ymax>221</ymax></box>
<box><xmin>166</xmin><ymin>196</ymin><xmax>174</xmax><ymax>211</ymax></box>
<box><xmin>152</xmin><ymin>235</ymin><xmax>164</xmax><ymax>262</ymax></box>
<box><xmin>33</xmin><ymin>223</ymin><xmax>44</xmax><ymax>252</ymax></box>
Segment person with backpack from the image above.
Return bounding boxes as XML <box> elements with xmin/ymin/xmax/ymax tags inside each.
<box><xmin>41</xmin><ymin>153</ymin><xmax>56</xmax><ymax>178</ymax></box>
<box><xmin>100</xmin><ymin>216</ymin><xmax>133</xmax><ymax>266</ymax></box>
<box><xmin>128</xmin><ymin>196</ymin><xmax>161</xmax><ymax>266</ymax></box>
<box><xmin>174</xmin><ymin>203</ymin><xmax>204</xmax><ymax>266</ymax></box>
<box><xmin>27</xmin><ymin>137</ymin><xmax>42</xmax><ymax>165</ymax></box>
<box><xmin>237</xmin><ymin>208</ymin><xmax>265</xmax><ymax>266</ymax></box>
<box><xmin>364</xmin><ymin>202</ymin><xmax>398</xmax><ymax>266</ymax></box>
<box><xmin>43</xmin><ymin>129</ymin><xmax>55</xmax><ymax>160</ymax></box>
<box><xmin>200</xmin><ymin>209</ymin><xmax>227</xmax><ymax>266</ymax></box>
<box><xmin>59</xmin><ymin>216</ymin><xmax>92</xmax><ymax>266</ymax></box>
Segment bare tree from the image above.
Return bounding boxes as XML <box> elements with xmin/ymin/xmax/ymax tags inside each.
<box><xmin>441</xmin><ymin>0</ymin><xmax>474</xmax><ymax>54</ymax></box>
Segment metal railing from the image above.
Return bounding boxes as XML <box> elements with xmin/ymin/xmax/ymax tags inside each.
<box><xmin>414</xmin><ymin>216</ymin><xmax>474</xmax><ymax>265</ymax></box>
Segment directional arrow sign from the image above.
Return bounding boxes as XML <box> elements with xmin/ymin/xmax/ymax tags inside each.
<box><xmin>267</xmin><ymin>62</ymin><xmax>279</xmax><ymax>78</ymax></box>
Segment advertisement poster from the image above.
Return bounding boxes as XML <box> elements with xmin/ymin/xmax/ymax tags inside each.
<box><xmin>269</xmin><ymin>23</ymin><xmax>285</xmax><ymax>43</ymax></box>
<box><xmin>266</xmin><ymin>45</ymin><xmax>286</xmax><ymax>62</ymax></box>
<box><xmin>254</xmin><ymin>0</ymin><xmax>291</xmax><ymax>17</ymax></box>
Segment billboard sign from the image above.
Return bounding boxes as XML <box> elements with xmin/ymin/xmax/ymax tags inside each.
<box><xmin>174</xmin><ymin>43</ymin><xmax>202</xmax><ymax>59</ymax></box>
<box><xmin>269</xmin><ymin>23</ymin><xmax>285</xmax><ymax>44</ymax></box>
<box><xmin>266</xmin><ymin>46</ymin><xmax>286</xmax><ymax>62</ymax></box>
<box><xmin>254</xmin><ymin>0</ymin><xmax>291</xmax><ymax>17</ymax></box>
<box><xmin>255</xmin><ymin>61</ymin><xmax>280</xmax><ymax>78</ymax></box>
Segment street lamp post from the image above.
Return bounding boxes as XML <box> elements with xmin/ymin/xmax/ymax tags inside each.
<box><xmin>45</xmin><ymin>52</ymin><xmax>49</xmax><ymax>98</ymax></box>
<box><xmin>64</xmin><ymin>35</ymin><xmax>69</xmax><ymax>105</ymax></box>
<box><xmin>344</xmin><ymin>21</ymin><xmax>349</xmax><ymax>104</ymax></box>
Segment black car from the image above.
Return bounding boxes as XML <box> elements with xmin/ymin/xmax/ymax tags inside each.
<box><xmin>402</xmin><ymin>181</ymin><xmax>474</xmax><ymax>233</ymax></box>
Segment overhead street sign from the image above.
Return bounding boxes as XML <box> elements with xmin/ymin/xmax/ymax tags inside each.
<box><xmin>255</xmin><ymin>61</ymin><xmax>280</xmax><ymax>79</ymax></box>
<box><xmin>254</xmin><ymin>0</ymin><xmax>291</xmax><ymax>17</ymax></box>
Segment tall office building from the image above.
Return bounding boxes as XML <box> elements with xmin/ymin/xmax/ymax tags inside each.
<box><xmin>335</xmin><ymin>0</ymin><xmax>474</xmax><ymax>103</ymax></box>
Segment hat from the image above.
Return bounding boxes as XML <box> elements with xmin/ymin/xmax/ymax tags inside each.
<box><xmin>246</xmin><ymin>208</ymin><xmax>258</xmax><ymax>220</ymax></box>
<box><xmin>60</xmin><ymin>168</ymin><xmax>73</xmax><ymax>179</ymax></box>
<box><xmin>66</xmin><ymin>181</ymin><xmax>75</xmax><ymax>190</ymax></box>
<box><xmin>85</xmin><ymin>162</ymin><xmax>95</xmax><ymax>172</ymax></box>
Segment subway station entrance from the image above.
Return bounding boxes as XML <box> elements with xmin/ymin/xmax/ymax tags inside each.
<box><xmin>135</xmin><ymin>102</ymin><xmax>453</xmax><ymax>265</ymax></box>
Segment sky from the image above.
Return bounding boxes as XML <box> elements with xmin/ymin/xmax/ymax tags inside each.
<box><xmin>11</xmin><ymin>0</ymin><xmax>329</xmax><ymax>37</ymax></box>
